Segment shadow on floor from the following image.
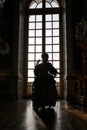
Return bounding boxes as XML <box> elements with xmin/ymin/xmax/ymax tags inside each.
<box><xmin>35</xmin><ymin>107</ymin><xmax>57</xmax><ymax>130</ymax></box>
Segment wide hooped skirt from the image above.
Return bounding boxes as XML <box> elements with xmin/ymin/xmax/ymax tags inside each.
<box><xmin>32</xmin><ymin>74</ymin><xmax>58</xmax><ymax>109</ymax></box>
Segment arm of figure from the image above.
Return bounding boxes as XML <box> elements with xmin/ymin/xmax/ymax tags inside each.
<box><xmin>36</xmin><ymin>59</ymin><xmax>40</xmax><ymax>65</ymax></box>
<box><xmin>34</xmin><ymin>59</ymin><xmax>40</xmax><ymax>76</ymax></box>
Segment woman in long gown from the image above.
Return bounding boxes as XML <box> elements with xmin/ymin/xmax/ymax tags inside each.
<box><xmin>32</xmin><ymin>52</ymin><xmax>58</xmax><ymax>110</ymax></box>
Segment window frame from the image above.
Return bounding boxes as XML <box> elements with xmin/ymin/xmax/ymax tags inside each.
<box><xmin>26</xmin><ymin>0</ymin><xmax>63</xmax><ymax>97</ymax></box>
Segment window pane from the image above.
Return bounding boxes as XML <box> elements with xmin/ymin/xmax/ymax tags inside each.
<box><xmin>53</xmin><ymin>45</ymin><xmax>60</xmax><ymax>52</ymax></box>
<box><xmin>37</xmin><ymin>2</ymin><xmax>42</xmax><ymax>8</ymax></box>
<box><xmin>53</xmin><ymin>61</ymin><xmax>60</xmax><ymax>68</ymax></box>
<box><xmin>46</xmin><ymin>22</ymin><xmax>52</xmax><ymax>29</ymax></box>
<box><xmin>36</xmin><ymin>23</ymin><xmax>42</xmax><ymax>29</ymax></box>
<box><xmin>36</xmin><ymin>38</ymin><xmax>42</xmax><ymax>44</ymax></box>
<box><xmin>29</xmin><ymin>30</ymin><xmax>35</xmax><ymax>37</ymax></box>
<box><xmin>28</xmin><ymin>62</ymin><xmax>34</xmax><ymax>68</ymax></box>
<box><xmin>55</xmin><ymin>77</ymin><xmax>60</xmax><ymax>82</ymax></box>
<box><xmin>46</xmin><ymin>45</ymin><xmax>52</xmax><ymax>52</ymax></box>
<box><xmin>28</xmin><ymin>78</ymin><xmax>34</xmax><ymax>82</ymax></box>
<box><xmin>28</xmin><ymin>38</ymin><xmax>35</xmax><ymax>45</ymax></box>
<box><xmin>36</xmin><ymin>15</ymin><xmax>42</xmax><ymax>21</ymax></box>
<box><xmin>53</xmin><ymin>14</ymin><xmax>59</xmax><ymax>20</ymax></box>
<box><xmin>29</xmin><ymin>23</ymin><xmax>35</xmax><ymax>29</ymax></box>
<box><xmin>29</xmin><ymin>15</ymin><xmax>35</xmax><ymax>21</ymax></box>
<box><xmin>51</xmin><ymin>1</ymin><xmax>59</xmax><ymax>7</ymax></box>
<box><xmin>28</xmin><ymin>46</ymin><xmax>34</xmax><ymax>52</ymax></box>
<box><xmin>53</xmin><ymin>37</ymin><xmax>59</xmax><ymax>43</ymax></box>
<box><xmin>36</xmin><ymin>46</ymin><xmax>42</xmax><ymax>52</ymax></box>
<box><xmin>46</xmin><ymin>2</ymin><xmax>51</xmax><ymax>8</ymax></box>
<box><xmin>46</xmin><ymin>37</ymin><xmax>52</xmax><ymax>44</ymax></box>
<box><xmin>46</xmin><ymin>30</ymin><xmax>52</xmax><ymax>36</ymax></box>
<box><xmin>28</xmin><ymin>70</ymin><xmax>34</xmax><ymax>77</ymax></box>
<box><xmin>36</xmin><ymin>30</ymin><xmax>42</xmax><ymax>36</ymax></box>
<box><xmin>53</xmin><ymin>53</ymin><xmax>60</xmax><ymax>60</ymax></box>
<box><xmin>29</xmin><ymin>2</ymin><xmax>37</xmax><ymax>9</ymax></box>
<box><xmin>28</xmin><ymin>53</ymin><xmax>34</xmax><ymax>60</ymax></box>
<box><xmin>46</xmin><ymin>15</ymin><xmax>52</xmax><ymax>21</ymax></box>
<box><xmin>53</xmin><ymin>29</ymin><xmax>59</xmax><ymax>36</ymax></box>
<box><xmin>36</xmin><ymin>53</ymin><xmax>41</xmax><ymax>60</ymax></box>
<box><xmin>53</xmin><ymin>22</ymin><xmax>59</xmax><ymax>28</ymax></box>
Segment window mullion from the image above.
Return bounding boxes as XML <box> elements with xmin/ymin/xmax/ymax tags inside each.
<box><xmin>42</xmin><ymin>13</ymin><xmax>45</xmax><ymax>52</ymax></box>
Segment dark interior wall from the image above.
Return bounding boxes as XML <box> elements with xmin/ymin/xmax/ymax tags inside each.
<box><xmin>71</xmin><ymin>0</ymin><xmax>85</xmax><ymax>69</ymax></box>
<box><xmin>84</xmin><ymin>0</ymin><xmax>87</xmax><ymax>16</ymax></box>
<box><xmin>0</xmin><ymin>0</ymin><xmax>20</xmax><ymax>71</ymax></box>
<box><xmin>0</xmin><ymin>0</ymin><xmax>20</xmax><ymax>101</ymax></box>
<box><xmin>0</xmin><ymin>0</ymin><xmax>13</xmax><ymax>70</ymax></box>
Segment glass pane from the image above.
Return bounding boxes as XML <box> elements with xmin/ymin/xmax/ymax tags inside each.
<box><xmin>29</xmin><ymin>30</ymin><xmax>35</xmax><ymax>37</ymax></box>
<box><xmin>36</xmin><ymin>53</ymin><xmax>42</xmax><ymax>60</ymax></box>
<box><xmin>29</xmin><ymin>0</ymin><xmax>59</xmax><ymax>8</ymax></box>
<box><xmin>28</xmin><ymin>53</ymin><xmax>34</xmax><ymax>60</ymax></box>
<box><xmin>28</xmin><ymin>78</ymin><xmax>34</xmax><ymax>82</ymax></box>
<box><xmin>53</xmin><ymin>29</ymin><xmax>59</xmax><ymax>36</ymax></box>
<box><xmin>37</xmin><ymin>2</ymin><xmax>42</xmax><ymax>8</ymax></box>
<box><xmin>28</xmin><ymin>70</ymin><xmax>34</xmax><ymax>77</ymax></box>
<box><xmin>53</xmin><ymin>61</ymin><xmax>60</xmax><ymax>68</ymax></box>
<box><xmin>28</xmin><ymin>62</ymin><xmax>34</xmax><ymax>68</ymax></box>
<box><xmin>55</xmin><ymin>77</ymin><xmax>60</xmax><ymax>82</ymax></box>
<box><xmin>46</xmin><ymin>45</ymin><xmax>52</xmax><ymax>52</ymax></box>
<box><xmin>29</xmin><ymin>15</ymin><xmax>35</xmax><ymax>21</ymax></box>
<box><xmin>53</xmin><ymin>53</ymin><xmax>60</xmax><ymax>60</ymax></box>
<box><xmin>36</xmin><ymin>38</ymin><xmax>42</xmax><ymax>44</ymax></box>
<box><xmin>36</xmin><ymin>30</ymin><xmax>42</xmax><ymax>36</ymax></box>
<box><xmin>36</xmin><ymin>15</ymin><xmax>42</xmax><ymax>21</ymax></box>
<box><xmin>36</xmin><ymin>46</ymin><xmax>42</xmax><ymax>52</ymax></box>
<box><xmin>53</xmin><ymin>22</ymin><xmax>59</xmax><ymax>28</ymax></box>
<box><xmin>46</xmin><ymin>2</ymin><xmax>51</xmax><ymax>8</ymax></box>
<box><xmin>53</xmin><ymin>37</ymin><xmax>59</xmax><ymax>44</ymax></box>
<box><xmin>53</xmin><ymin>14</ymin><xmax>59</xmax><ymax>21</ymax></box>
<box><xmin>28</xmin><ymin>46</ymin><xmax>34</xmax><ymax>52</ymax></box>
<box><xmin>46</xmin><ymin>37</ymin><xmax>52</xmax><ymax>44</ymax></box>
<box><xmin>46</xmin><ymin>15</ymin><xmax>52</xmax><ymax>21</ymax></box>
<box><xmin>28</xmin><ymin>38</ymin><xmax>35</xmax><ymax>45</ymax></box>
<box><xmin>29</xmin><ymin>1</ymin><xmax>37</xmax><ymax>9</ymax></box>
<box><xmin>36</xmin><ymin>23</ymin><xmax>42</xmax><ymax>29</ymax></box>
<box><xmin>46</xmin><ymin>22</ymin><xmax>52</xmax><ymax>29</ymax></box>
<box><xmin>45</xmin><ymin>0</ymin><xmax>59</xmax><ymax>8</ymax></box>
<box><xmin>53</xmin><ymin>45</ymin><xmax>60</xmax><ymax>52</ymax></box>
<box><xmin>46</xmin><ymin>30</ymin><xmax>52</xmax><ymax>36</ymax></box>
<box><xmin>29</xmin><ymin>0</ymin><xmax>42</xmax><ymax>9</ymax></box>
<box><xmin>56</xmin><ymin>73</ymin><xmax>60</xmax><ymax>77</ymax></box>
<box><xmin>51</xmin><ymin>1</ymin><xmax>59</xmax><ymax>7</ymax></box>
<box><xmin>29</xmin><ymin>23</ymin><xmax>35</xmax><ymax>29</ymax></box>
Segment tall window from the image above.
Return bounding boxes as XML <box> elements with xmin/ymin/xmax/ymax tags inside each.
<box><xmin>27</xmin><ymin>0</ymin><xmax>62</xmax><ymax>96</ymax></box>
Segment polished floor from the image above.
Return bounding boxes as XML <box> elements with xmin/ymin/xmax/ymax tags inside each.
<box><xmin>0</xmin><ymin>99</ymin><xmax>87</xmax><ymax>130</ymax></box>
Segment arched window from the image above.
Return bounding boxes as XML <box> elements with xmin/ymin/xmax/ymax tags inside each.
<box><xmin>27</xmin><ymin>0</ymin><xmax>63</xmax><ymax>97</ymax></box>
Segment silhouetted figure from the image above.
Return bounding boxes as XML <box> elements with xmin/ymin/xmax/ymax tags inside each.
<box><xmin>32</xmin><ymin>52</ymin><xmax>58</xmax><ymax>110</ymax></box>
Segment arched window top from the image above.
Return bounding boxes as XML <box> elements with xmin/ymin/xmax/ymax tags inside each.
<box><xmin>29</xmin><ymin>0</ymin><xmax>59</xmax><ymax>9</ymax></box>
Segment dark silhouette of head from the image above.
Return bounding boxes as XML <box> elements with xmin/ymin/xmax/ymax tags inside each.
<box><xmin>42</xmin><ymin>52</ymin><xmax>49</xmax><ymax>59</ymax></box>
<box><xmin>41</xmin><ymin>52</ymin><xmax>49</xmax><ymax>63</ymax></box>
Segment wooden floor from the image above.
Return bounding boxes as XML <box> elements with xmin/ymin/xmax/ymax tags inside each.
<box><xmin>0</xmin><ymin>99</ymin><xmax>87</xmax><ymax>130</ymax></box>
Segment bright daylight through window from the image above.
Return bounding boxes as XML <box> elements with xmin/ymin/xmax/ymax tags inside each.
<box><xmin>27</xmin><ymin>0</ymin><xmax>61</xmax><ymax>95</ymax></box>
